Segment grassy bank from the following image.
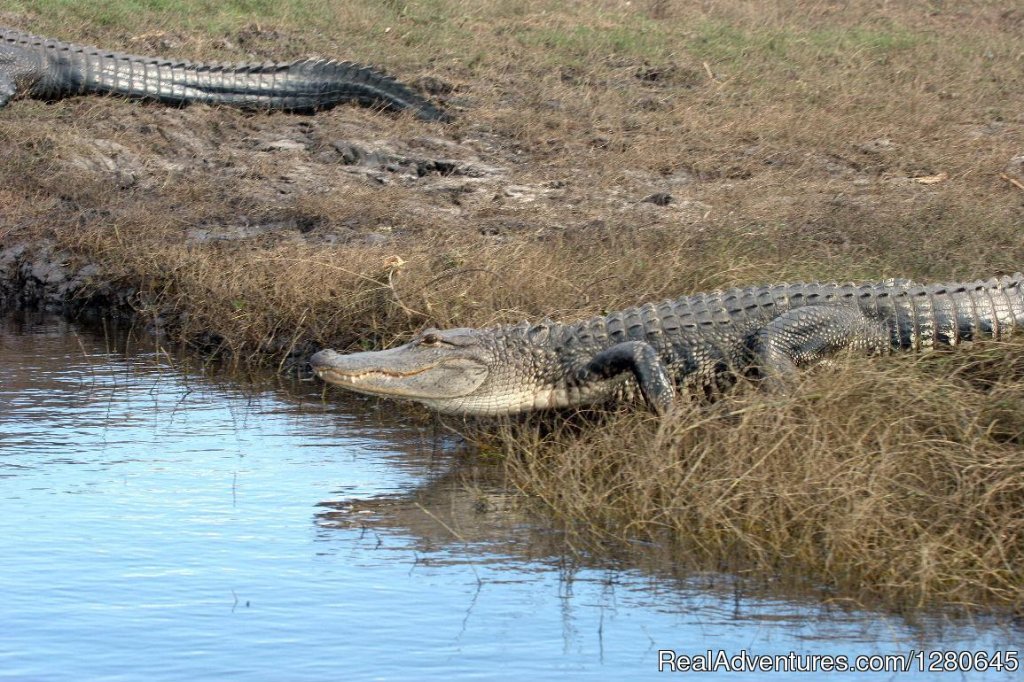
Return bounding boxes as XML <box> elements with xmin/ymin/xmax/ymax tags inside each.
<box><xmin>502</xmin><ymin>347</ymin><xmax>1024</xmax><ymax>611</ymax></box>
<box><xmin>2</xmin><ymin>0</ymin><xmax>1023</xmax><ymax>611</ymax></box>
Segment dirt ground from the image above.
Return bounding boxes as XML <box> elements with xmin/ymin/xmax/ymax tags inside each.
<box><xmin>2</xmin><ymin>1</ymin><xmax>1023</xmax><ymax>612</ymax></box>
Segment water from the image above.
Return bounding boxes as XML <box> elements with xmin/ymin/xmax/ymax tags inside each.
<box><xmin>0</xmin><ymin>315</ymin><xmax>1019</xmax><ymax>681</ymax></box>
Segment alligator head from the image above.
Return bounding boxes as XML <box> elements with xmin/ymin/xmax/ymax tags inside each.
<box><xmin>309</xmin><ymin>324</ymin><xmax>586</xmax><ymax>415</ymax></box>
<box><xmin>311</xmin><ymin>327</ymin><xmax>511</xmax><ymax>414</ymax></box>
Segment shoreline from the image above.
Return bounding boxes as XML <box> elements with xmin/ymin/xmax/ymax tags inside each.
<box><xmin>3</xmin><ymin>2</ymin><xmax>1023</xmax><ymax>613</ymax></box>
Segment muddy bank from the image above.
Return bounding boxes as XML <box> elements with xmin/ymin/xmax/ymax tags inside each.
<box><xmin>0</xmin><ymin>99</ymin><xmax>509</xmax><ymax>354</ymax></box>
<box><xmin>0</xmin><ymin>93</ymin><xmax>724</xmax><ymax>363</ymax></box>
<box><xmin>0</xmin><ymin>100</ymin><xmax>494</xmax><ymax>314</ymax></box>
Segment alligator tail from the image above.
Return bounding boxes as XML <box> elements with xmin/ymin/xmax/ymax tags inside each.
<box><xmin>4</xmin><ymin>28</ymin><xmax>448</xmax><ymax>121</ymax></box>
<box><xmin>890</xmin><ymin>274</ymin><xmax>1024</xmax><ymax>351</ymax></box>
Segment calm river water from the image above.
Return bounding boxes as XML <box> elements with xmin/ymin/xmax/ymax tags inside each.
<box><xmin>0</xmin><ymin>314</ymin><xmax>1019</xmax><ymax>681</ymax></box>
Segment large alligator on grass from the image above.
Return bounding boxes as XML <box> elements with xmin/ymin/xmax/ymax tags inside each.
<box><xmin>310</xmin><ymin>274</ymin><xmax>1024</xmax><ymax>415</ymax></box>
<box><xmin>0</xmin><ymin>28</ymin><xmax>448</xmax><ymax>121</ymax></box>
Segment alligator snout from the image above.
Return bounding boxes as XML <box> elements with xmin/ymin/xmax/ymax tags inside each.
<box><xmin>309</xmin><ymin>349</ymin><xmax>341</xmax><ymax>373</ymax></box>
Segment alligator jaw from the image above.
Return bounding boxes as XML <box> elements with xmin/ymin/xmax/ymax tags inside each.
<box><xmin>317</xmin><ymin>366</ymin><xmax>432</xmax><ymax>382</ymax></box>
<box><xmin>311</xmin><ymin>357</ymin><xmax>438</xmax><ymax>394</ymax></box>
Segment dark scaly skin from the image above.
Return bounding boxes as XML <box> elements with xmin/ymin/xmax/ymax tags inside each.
<box><xmin>310</xmin><ymin>274</ymin><xmax>1024</xmax><ymax>416</ymax></box>
<box><xmin>0</xmin><ymin>28</ymin><xmax>449</xmax><ymax>121</ymax></box>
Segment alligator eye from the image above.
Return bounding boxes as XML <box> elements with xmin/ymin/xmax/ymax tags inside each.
<box><xmin>421</xmin><ymin>332</ymin><xmax>440</xmax><ymax>345</ymax></box>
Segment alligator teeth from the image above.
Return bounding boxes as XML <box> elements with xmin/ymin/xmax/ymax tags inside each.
<box><xmin>315</xmin><ymin>367</ymin><xmax>429</xmax><ymax>382</ymax></box>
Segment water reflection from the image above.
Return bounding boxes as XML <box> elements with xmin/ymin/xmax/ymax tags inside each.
<box><xmin>311</xmin><ymin>462</ymin><xmax>1022</xmax><ymax>654</ymax></box>
<box><xmin>0</xmin><ymin>313</ymin><xmax>1019</xmax><ymax>681</ymax></box>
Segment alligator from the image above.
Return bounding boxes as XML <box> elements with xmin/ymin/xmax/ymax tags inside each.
<box><xmin>0</xmin><ymin>27</ymin><xmax>448</xmax><ymax>121</ymax></box>
<box><xmin>310</xmin><ymin>274</ymin><xmax>1024</xmax><ymax>415</ymax></box>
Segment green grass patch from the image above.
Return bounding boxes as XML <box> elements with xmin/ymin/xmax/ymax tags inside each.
<box><xmin>805</xmin><ymin>25</ymin><xmax>920</xmax><ymax>54</ymax></box>
<box><xmin>9</xmin><ymin>0</ymin><xmax>296</xmax><ymax>31</ymax></box>
<box><xmin>514</xmin><ymin>21</ymin><xmax>674</xmax><ymax>63</ymax></box>
<box><xmin>687</xmin><ymin>19</ymin><xmax>921</xmax><ymax>66</ymax></box>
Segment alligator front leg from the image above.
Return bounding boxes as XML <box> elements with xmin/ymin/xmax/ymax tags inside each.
<box><xmin>576</xmin><ymin>341</ymin><xmax>676</xmax><ymax>414</ymax></box>
<box><xmin>750</xmin><ymin>304</ymin><xmax>889</xmax><ymax>387</ymax></box>
<box><xmin>0</xmin><ymin>72</ymin><xmax>16</xmax><ymax>108</ymax></box>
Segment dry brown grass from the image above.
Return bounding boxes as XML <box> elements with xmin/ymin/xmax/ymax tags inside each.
<box><xmin>3</xmin><ymin>0</ymin><xmax>1024</xmax><ymax>611</ymax></box>
<box><xmin>499</xmin><ymin>346</ymin><xmax>1024</xmax><ymax>612</ymax></box>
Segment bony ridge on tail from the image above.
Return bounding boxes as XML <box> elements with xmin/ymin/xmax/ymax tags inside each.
<box><xmin>311</xmin><ymin>274</ymin><xmax>1024</xmax><ymax>416</ymax></box>
<box><xmin>0</xmin><ymin>27</ymin><xmax>449</xmax><ymax>121</ymax></box>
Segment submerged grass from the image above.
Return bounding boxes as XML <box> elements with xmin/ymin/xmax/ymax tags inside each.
<box><xmin>3</xmin><ymin>0</ymin><xmax>1024</xmax><ymax>611</ymax></box>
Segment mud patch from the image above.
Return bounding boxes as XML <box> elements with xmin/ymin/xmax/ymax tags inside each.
<box><xmin>0</xmin><ymin>239</ymin><xmax>124</xmax><ymax>314</ymax></box>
